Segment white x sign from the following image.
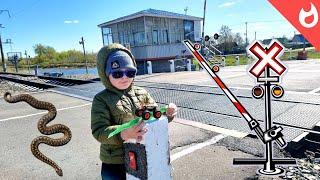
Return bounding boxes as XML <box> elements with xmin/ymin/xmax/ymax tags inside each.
<box><xmin>248</xmin><ymin>40</ymin><xmax>287</xmax><ymax>77</ymax></box>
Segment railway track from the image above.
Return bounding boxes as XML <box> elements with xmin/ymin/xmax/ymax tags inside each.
<box><xmin>0</xmin><ymin>72</ymin><xmax>94</xmax><ymax>91</ymax></box>
<box><xmin>1</xmin><ymin>73</ymin><xmax>319</xmax><ymax>157</ymax></box>
<box><xmin>134</xmin><ymin>80</ymin><xmax>320</xmax><ymax>157</ymax></box>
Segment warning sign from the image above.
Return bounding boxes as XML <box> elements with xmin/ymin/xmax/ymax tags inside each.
<box><xmin>248</xmin><ymin>40</ymin><xmax>286</xmax><ymax>77</ymax></box>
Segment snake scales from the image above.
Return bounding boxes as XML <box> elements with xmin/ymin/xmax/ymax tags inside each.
<box><xmin>4</xmin><ymin>92</ymin><xmax>72</xmax><ymax>176</ymax></box>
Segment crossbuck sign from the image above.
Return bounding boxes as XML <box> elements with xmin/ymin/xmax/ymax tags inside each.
<box><xmin>248</xmin><ymin>40</ymin><xmax>287</xmax><ymax>78</ymax></box>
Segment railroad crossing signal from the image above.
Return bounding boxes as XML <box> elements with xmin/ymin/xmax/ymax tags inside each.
<box><xmin>248</xmin><ymin>40</ymin><xmax>287</xmax><ymax>78</ymax></box>
<box><xmin>204</xmin><ymin>35</ymin><xmax>210</xmax><ymax>41</ymax></box>
<box><xmin>213</xmin><ymin>33</ymin><xmax>219</xmax><ymax>40</ymax></box>
<box><xmin>184</xmin><ymin>40</ymin><xmax>296</xmax><ymax>176</ymax></box>
<box><xmin>194</xmin><ymin>43</ymin><xmax>201</xmax><ymax>50</ymax></box>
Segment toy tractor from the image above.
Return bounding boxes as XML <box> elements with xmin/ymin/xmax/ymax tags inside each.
<box><xmin>135</xmin><ymin>106</ymin><xmax>162</xmax><ymax>120</ymax></box>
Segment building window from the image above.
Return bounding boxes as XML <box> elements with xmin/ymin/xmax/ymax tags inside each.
<box><xmin>102</xmin><ymin>27</ymin><xmax>113</xmax><ymax>45</ymax></box>
<box><xmin>162</xmin><ymin>30</ymin><xmax>169</xmax><ymax>44</ymax></box>
<box><xmin>152</xmin><ymin>30</ymin><xmax>158</xmax><ymax>44</ymax></box>
<box><xmin>133</xmin><ymin>32</ymin><xmax>145</xmax><ymax>46</ymax></box>
<box><xmin>119</xmin><ymin>32</ymin><xmax>124</xmax><ymax>45</ymax></box>
<box><xmin>184</xmin><ymin>20</ymin><xmax>194</xmax><ymax>41</ymax></box>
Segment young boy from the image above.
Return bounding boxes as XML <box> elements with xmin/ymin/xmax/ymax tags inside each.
<box><xmin>91</xmin><ymin>43</ymin><xmax>177</xmax><ymax>180</ymax></box>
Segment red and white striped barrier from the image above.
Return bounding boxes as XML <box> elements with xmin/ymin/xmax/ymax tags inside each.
<box><xmin>183</xmin><ymin>40</ymin><xmax>265</xmax><ymax>142</ymax></box>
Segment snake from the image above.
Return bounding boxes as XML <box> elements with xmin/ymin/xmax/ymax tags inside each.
<box><xmin>4</xmin><ymin>92</ymin><xmax>72</xmax><ymax>176</ymax></box>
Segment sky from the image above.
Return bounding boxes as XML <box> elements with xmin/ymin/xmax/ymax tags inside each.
<box><xmin>0</xmin><ymin>0</ymin><xmax>297</xmax><ymax>57</ymax></box>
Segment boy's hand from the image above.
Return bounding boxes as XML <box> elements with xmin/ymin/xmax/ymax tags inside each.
<box><xmin>120</xmin><ymin>120</ymin><xmax>147</xmax><ymax>142</ymax></box>
<box><xmin>166</xmin><ymin>103</ymin><xmax>178</xmax><ymax>119</ymax></box>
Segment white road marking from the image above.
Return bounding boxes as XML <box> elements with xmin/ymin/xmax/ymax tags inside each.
<box><xmin>292</xmin><ymin>132</ymin><xmax>309</xmax><ymax>142</ymax></box>
<box><xmin>170</xmin><ymin>134</ymin><xmax>227</xmax><ymax>162</ymax></box>
<box><xmin>184</xmin><ymin>78</ymin><xmax>211</xmax><ymax>84</ymax></box>
<box><xmin>174</xmin><ymin>118</ymin><xmax>247</xmax><ymax>138</ymax></box>
<box><xmin>289</xmin><ymin>70</ymin><xmax>320</xmax><ymax>73</ymax></box>
<box><xmin>48</xmin><ymin>89</ymin><xmax>93</xmax><ymax>101</ymax></box>
<box><xmin>308</xmin><ymin>87</ymin><xmax>320</xmax><ymax>94</ymax></box>
<box><xmin>0</xmin><ymin>103</ymin><xmax>92</xmax><ymax>122</ymax></box>
<box><xmin>222</xmin><ymin>74</ymin><xmax>246</xmax><ymax>79</ymax></box>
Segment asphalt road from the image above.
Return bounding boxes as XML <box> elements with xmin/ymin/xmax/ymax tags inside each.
<box><xmin>0</xmin><ymin>92</ymin><xmax>264</xmax><ymax>180</ymax></box>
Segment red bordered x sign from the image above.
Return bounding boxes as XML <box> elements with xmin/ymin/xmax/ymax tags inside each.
<box><xmin>248</xmin><ymin>40</ymin><xmax>287</xmax><ymax>77</ymax></box>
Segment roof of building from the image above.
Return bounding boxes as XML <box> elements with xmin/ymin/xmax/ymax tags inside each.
<box><xmin>262</xmin><ymin>37</ymin><xmax>288</xmax><ymax>45</ymax></box>
<box><xmin>98</xmin><ymin>8</ymin><xmax>203</xmax><ymax>27</ymax></box>
<box><xmin>292</xmin><ymin>34</ymin><xmax>309</xmax><ymax>43</ymax></box>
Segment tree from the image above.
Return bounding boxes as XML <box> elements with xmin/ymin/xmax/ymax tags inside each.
<box><xmin>218</xmin><ymin>25</ymin><xmax>234</xmax><ymax>53</ymax></box>
<box><xmin>32</xmin><ymin>43</ymin><xmax>96</xmax><ymax>67</ymax></box>
<box><xmin>34</xmin><ymin>44</ymin><xmax>47</xmax><ymax>57</ymax></box>
<box><xmin>216</xmin><ymin>25</ymin><xmax>245</xmax><ymax>54</ymax></box>
<box><xmin>33</xmin><ymin>44</ymin><xmax>57</xmax><ymax>66</ymax></box>
<box><xmin>233</xmin><ymin>33</ymin><xmax>244</xmax><ymax>47</ymax></box>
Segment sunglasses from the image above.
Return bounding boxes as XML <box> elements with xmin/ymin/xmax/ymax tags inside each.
<box><xmin>111</xmin><ymin>69</ymin><xmax>137</xmax><ymax>79</ymax></box>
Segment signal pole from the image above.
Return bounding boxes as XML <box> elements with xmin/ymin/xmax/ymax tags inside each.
<box><xmin>79</xmin><ymin>37</ymin><xmax>88</xmax><ymax>74</ymax></box>
<box><xmin>0</xmin><ymin>34</ymin><xmax>5</xmax><ymax>72</ymax></box>
<box><xmin>245</xmin><ymin>22</ymin><xmax>248</xmax><ymax>59</ymax></box>
<box><xmin>202</xmin><ymin>0</ymin><xmax>207</xmax><ymax>41</ymax></box>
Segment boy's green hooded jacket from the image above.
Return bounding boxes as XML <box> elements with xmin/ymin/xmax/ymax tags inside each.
<box><xmin>91</xmin><ymin>44</ymin><xmax>157</xmax><ymax>164</ymax></box>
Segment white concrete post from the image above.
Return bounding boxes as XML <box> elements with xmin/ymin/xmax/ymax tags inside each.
<box><xmin>169</xmin><ymin>60</ymin><xmax>175</xmax><ymax>73</ymax></box>
<box><xmin>147</xmin><ymin>61</ymin><xmax>152</xmax><ymax>75</ymax></box>
<box><xmin>235</xmin><ymin>56</ymin><xmax>240</xmax><ymax>66</ymax></box>
<box><xmin>34</xmin><ymin>64</ymin><xmax>39</xmax><ymax>76</ymax></box>
<box><xmin>186</xmin><ymin>59</ymin><xmax>191</xmax><ymax>71</ymax></box>
<box><xmin>221</xmin><ymin>56</ymin><xmax>226</xmax><ymax>67</ymax></box>
<box><xmin>125</xmin><ymin>117</ymin><xmax>172</xmax><ymax>180</ymax></box>
<box><xmin>247</xmin><ymin>55</ymin><xmax>251</xmax><ymax>65</ymax></box>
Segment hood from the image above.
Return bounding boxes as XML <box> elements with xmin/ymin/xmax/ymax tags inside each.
<box><xmin>96</xmin><ymin>43</ymin><xmax>137</xmax><ymax>94</ymax></box>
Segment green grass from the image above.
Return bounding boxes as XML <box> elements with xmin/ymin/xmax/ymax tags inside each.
<box><xmin>281</xmin><ymin>49</ymin><xmax>320</xmax><ymax>60</ymax></box>
<box><xmin>192</xmin><ymin>58</ymin><xmax>199</xmax><ymax>70</ymax></box>
<box><xmin>223</xmin><ymin>55</ymin><xmax>249</xmax><ymax>66</ymax></box>
<box><xmin>307</xmin><ymin>50</ymin><xmax>320</xmax><ymax>59</ymax></box>
<box><xmin>192</xmin><ymin>49</ymin><xmax>320</xmax><ymax>68</ymax></box>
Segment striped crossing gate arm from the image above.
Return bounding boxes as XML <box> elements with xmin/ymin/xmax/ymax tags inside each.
<box><xmin>183</xmin><ymin>40</ymin><xmax>266</xmax><ymax>142</ymax></box>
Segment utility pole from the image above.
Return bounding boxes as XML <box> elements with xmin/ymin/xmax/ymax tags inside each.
<box><xmin>245</xmin><ymin>22</ymin><xmax>248</xmax><ymax>46</ymax></box>
<box><xmin>245</xmin><ymin>22</ymin><xmax>248</xmax><ymax>59</ymax></box>
<box><xmin>184</xmin><ymin>6</ymin><xmax>188</xmax><ymax>15</ymax></box>
<box><xmin>200</xmin><ymin>0</ymin><xmax>207</xmax><ymax>59</ymax></box>
<box><xmin>0</xmin><ymin>10</ymin><xmax>11</xmax><ymax>72</ymax></box>
<box><xmin>5</xmin><ymin>39</ymin><xmax>13</xmax><ymax>51</ymax></box>
<box><xmin>255</xmin><ymin>31</ymin><xmax>257</xmax><ymax>40</ymax></box>
<box><xmin>294</xmin><ymin>31</ymin><xmax>297</xmax><ymax>47</ymax></box>
<box><xmin>303</xmin><ymin>35</ymin><xmax>306</xmax><ymax>51</ymax></box>
<box><xmin>0</xmin><ymin>35</ymin><xmax>5</xmax><ymax>72</ymax></box>
<box><xmin>202</xmin><ymin>0</ymin><xmax>207</xmax><ymax>42</ymax></box>
<box><xmin>79</xmin><ymin>37</ymin><xmax>88</xmax><ymax>74</ymax></box>
<box><xmin>25</xmin><ymin>50</ymin><xmax>30</xmax><ymax>73</ymax></box>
